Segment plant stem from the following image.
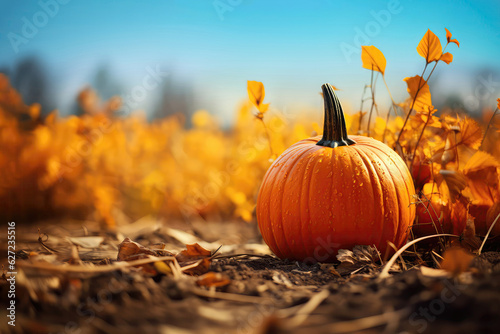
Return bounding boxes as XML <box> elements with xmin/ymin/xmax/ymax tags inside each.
<box><xmin>382</xmin><ymin>107</ymin><xmax>391</xmax><ymax>143</ymax></box>
<box><xmin>358</xmin><ymin>85</ymin><xmax>370</xmax><ymax>133</ymax></box>
<box><xmin>317</xmin><ymin>83</ymin><xmax>356</xmax><ymax>148</ymax></box>
<box><xmin>382</xmin><ymin>75</ymin><xmax>398</xmax><ymax>116</ymax></box>
<box><xmin>409</xmin><ymin>106</ymin><xmax>433</xmax><ymax>170</ymax></box>
<box><xmin>257</xmin><ymin>117</ymin><xmax>275</xmax><ymax>158</ymax></box>
<box><xmin>367</xmin><ymin>68</ymin><xmax>376</xmax><ymax>136</ymax></box>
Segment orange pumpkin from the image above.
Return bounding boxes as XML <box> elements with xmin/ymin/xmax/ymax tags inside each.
<box><xmin>256</xmin><ymin>83</ymin><xmax>415</xmax><ymax>262</ymax></box>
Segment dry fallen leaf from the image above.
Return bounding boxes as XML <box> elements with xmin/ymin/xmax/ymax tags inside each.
<box><xmin>336</xmin><ymin>245</ymin><xmax>380</xmax><ymax>275</ymax></box>
<box><xmin>196</xmin><ymin>272</ymin><xmax>231</xmax><ymax>288</ymax></box>
<box><xmin>176</xmin><ymin>243</ymin><xmax>213</xmax><ymax>276</ymax></box>
<box><xmin>452</xmin><ymin>216</ymin><xmax>482</xmax><ymax>252</ymax></box>
<box><xmin>68</xmin><ymin>236</ymin><xmax>104</xmax><ymax>249</ymax></box>
<box><xmin>117</xmin><ymin>238</ymin><xmax>163</xmax><ymax>261</ymax></box>
<box><xmin>176</xmin><ymin>243</ymin><xmax>212</xmax><ymax>262</ymax></box>
<box><xmin>441</xmin><ymin>247</ymin><xmax>474</xmax><ymax>276</ymax></box>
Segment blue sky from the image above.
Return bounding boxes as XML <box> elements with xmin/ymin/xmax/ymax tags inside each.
<box><xmin>1</xmin><ymin>0</ymin><xmax>499</xmax><ymax>122</ymax></box>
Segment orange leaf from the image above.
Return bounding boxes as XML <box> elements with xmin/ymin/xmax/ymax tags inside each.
<box><xmin>450</xmin><ymin>196</ymin><xmax>468</xmax><ymax>234</ymax></box>
<box><xmin>497</xmin><ymin>98</ymin><xmax>500</xmax><ymax>109</ymax></box>
<box><xmin>463</xmin><ymin>151</ymin><xmax>499</xmax><ymax>205</ymax></box>
<box><xmin>464</xmin><ymin>150</ymin><xmax>500</xmax><ymax>172</ymax></box>
<box><xmin>450</xmin><ymin>39</ymin><xmax>460</xmax><ymax>47</ymax></box>
<box><xmin>403</xmin><ymin>75</ymin><xmax>432</xmax><ymax>112</ymax></box>
<box><xmin>439</xmin><ymin>52</ymin><xmax>453</xmax><ymax>65</ymax></box>
<box><xmin>458</xmin><ymin>118</ymin><xmax>483</xmax><ymax>149</ymax></box>
<box><xmin>117</xmin><ymin>238</ymin><xmax>162</xmax><ymax>261</ymax></box>
<box><xmin>176</xmin><ymin>243</ymin><xmax>213</xmax><ymax>276</ymax></box>
<box><xmin>440</xmin><ymin>170</ymin><xmax>467</xmax><ymax>201</ymax></box>
<box><xmin>361</xmin><ymin>45</ymin><xmax>386</xmax><ymax>75</ymax></box>
<box><xmin>247</xmin><ymin>80</ymin><xmax>266</xmax><ymax>110</ymax></box>
<box><xmin>441</xmin><ymin>247</ymin><xmax>474</xmax><ymax>276</ymax></box>
<box><xmin>410</xmin><ymin>111</ymin><xmax>441</xmax><ymax>128</ymax></box>
<box><xmin>196</xmin><ymin>272</ymin><xmax>231</xmax><ymax>287</ymax></box>
<box><xmin>176</xmin><ymin>243</ymin><xmax>212</xmax><ymax>263</ymax></box>
<box><xmin>417</xmin><ymin>29</ymin><xmax>443</xmax><ymax>63</ymax></box>
<box><xmin>182</xmin><ymin>258</ymin><xmax>212</xmax><ymax>276</ymax></box>
<box><xmin>445</xmin><ymin>28</ymin><xmax>452</xmax><ymax>42</ymax></box>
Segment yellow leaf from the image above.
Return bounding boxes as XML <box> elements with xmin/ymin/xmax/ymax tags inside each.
<box><xmin>259</xmin><ymin>103</ymin><xmax>270</xmax><ymax>113</ymax></box>
<box><xmin>361</xmin><ymin>45</ymin><xmax>386</xmax><ymax>75</ymax></box>
<box><xmin>439</xmin><ymin>52</ymin><xmax>453</xmax><ymax>64</ymax></box>
<box><xmin>411</xmin><ymin>113</ymin><xmax>441</xmax><ymax>128</ymax></box>
<box><xmin>417</xmin><ymin>29</ymin><xmax>443</xmax><ymax>63</ymax></box>
<box><xmin>459</xmin><ymin>118</ymin><xmax>482</xmax><ymax>149</ymax></box>
<box><xmin>247</xmin><ymin>80</ymin><xmax>266</xmax><ymax>109</ymax></box>
<box><xmin>403</xmin><ymin>75</ymin><xmax>432</xmax><ymax>112</ymax></box>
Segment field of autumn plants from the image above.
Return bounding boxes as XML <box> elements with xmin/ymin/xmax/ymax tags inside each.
<box><xmin>2</xmin><ymin>28</ymin><xmax>500</xmax><ymax>240</ymax></box>
<box><xmin>2</xmin><ymin>28</ymin><xmax>500</xmax><ymax>333</ymax></box>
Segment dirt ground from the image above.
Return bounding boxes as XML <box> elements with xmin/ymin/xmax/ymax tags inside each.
<box><xmin>1</xmin><ymin>218</ymin><xmax>500</xmax><ymax>334</ymax></box>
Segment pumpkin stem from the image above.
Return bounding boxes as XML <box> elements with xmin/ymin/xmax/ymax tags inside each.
<box><xmin>317</xmin><ymin>83</ymin><xmax>356</xmax><ymax>148</ymax></box>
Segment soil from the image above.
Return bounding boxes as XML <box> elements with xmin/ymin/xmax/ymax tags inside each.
<box><xmin>1</xmin><ymin>219</ymin><xmax>500</xmax><ymax>334</ymax></box>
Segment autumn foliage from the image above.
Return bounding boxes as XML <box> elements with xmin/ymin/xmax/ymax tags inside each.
<box><xmin>1</xmin><ymin>28</ymin><xmax>500</xmax><ymax>241</ymax></box>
